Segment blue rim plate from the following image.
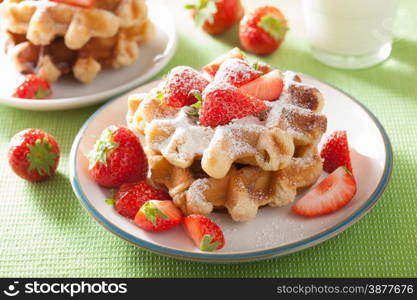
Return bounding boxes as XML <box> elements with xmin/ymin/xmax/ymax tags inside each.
<box><xmin>69</xmin><ymin>75</ymin><xmax>393</xmax><ymax>262</ymax></box>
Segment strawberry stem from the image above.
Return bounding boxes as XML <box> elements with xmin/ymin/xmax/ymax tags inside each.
<box><xmin>27</xmin><ymin>137</ymin><xmax>57</xmax><ymax>176</ymax></box>
<box><xmin>199</xmin><ymin>234</ymin><xmax>220</xmax><ymax>251</ymax></box>
<box><xmin>258</xmin><ymin>14</ymin><xmax>288</xmax><ymax>40</ymax></box>
<box><xmin>88</xmin><ymin>129</ymin><xmax>119</xmax><ymax>169</ymax></box>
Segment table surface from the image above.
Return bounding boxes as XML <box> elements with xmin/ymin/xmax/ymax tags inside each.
<box><xmin>1</xmin><ymin>0</ymin><xmax>416</xmax><ymax>277</ymax></box>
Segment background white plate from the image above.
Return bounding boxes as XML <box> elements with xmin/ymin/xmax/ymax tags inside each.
<box><xmin>0</xmin><ymin>0</ymin><xmax>177</xmax><ymax>111</ymax></box>
<box><xmin>70</xmin><ymin>75</ymin><xmax>392</xmax><ymax>262</ymax></box>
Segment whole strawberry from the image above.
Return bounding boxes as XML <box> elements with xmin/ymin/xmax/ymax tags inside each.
<box><xmin>164</xmin><ymin>66</ymin><xmax>209</xmax><ymax>108</ymax></box>
<box><xmin>185</xmin><ymin>0</ymin><xmax>244</xmax><ymax>35</ymax></box>
<box><xmin>8</xmin><ymin>128</ymin><xmax>60</xmax><ymax>182</ymax></box>
<box><xmin>115</xmin><ymin>181</ymin><xmax>171</xmax><ymax>219</ymax></box>
<box><xmin>199</xmin><ymin>81</ymin><xmax>267</xmax><ymax>127</ymax></box>
<box><xmin>13</xmin><ymin>74</ymin><xmax>51</xmax><ymax>99</ymax></box>
<box><xmin>88</xmin><ymin>126</ymin><xmax>147</xmax><ymax>188</ymax></box>
<box><xmin>239</xmin><ymin>6</ymin><xmax>288</xmax><ymax>55</ymax></box>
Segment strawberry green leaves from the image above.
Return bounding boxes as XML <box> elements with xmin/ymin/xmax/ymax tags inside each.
<box><xmin>258</xmin><ymin>14</ymin><xmax>288</xmax><ymax>41</ymax></box>
<box><xmin>27</xmin><ymin>137</ymin><xmax>57</xmax><ymax>176</ymax></box>
<box><xmin>141</xmin><ymin>201</ymin><xmax>169</xmax><ymax>226</ymax></box>
<box><xmin>88</xmin><ymin>128</ymin><xmax>119</xmax><ymax>169</ymax></box>
<box><xmin>199</xmin><ymin>234</ymin><xmax>221</xmax><ymax>251</ymax></box>
<box><xmin>185</xmin><ymin>0</ymin><xmax>218</xmax><ymax>27</ymax></box>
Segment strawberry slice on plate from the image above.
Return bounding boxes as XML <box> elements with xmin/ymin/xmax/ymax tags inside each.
<box><xmin>115</xmin><ymin>181</ymin><xmax>171</xmax><ymax>219</ymax></box>
<box><xmin>199</xmin><ymin>81</ymin><xmax>267</xmax><ymax>127</ymax></box>
<box><xmin>49</xmin><ymin>0</ymin><xmax>96</xmax><ymax>8</ymax></box>
<box><xmin>320</xmin><ymin>130</ymin><xmax>353</xmax><ymax>173</ymax></box>
<box><xmin>202</xmin><ymin>47</ymin><xmax>245</xmax><ymax>77</ymax></box>
<box><xmin>183</xmin><ymin>215</ymin><xmax>225</xmax><ymax>251</ymax></box>
<box><xmin>134</xmin><ymin>200</ymin><xmax>183</xmax><ymax>232</ymax></box>
<box><xmin>292</xmin><ymin>166</ymin><xmax>357</xmax><ymax>217</ymax></box>
<box><xmin>214</xmin><ymin>58</ymin><xmax>261</xmax><ymax>87</ymax></box>
<box><xmin>239</xmin><ymin>69</ymin><xmax>283</xmax><ymax>101</ymax></box>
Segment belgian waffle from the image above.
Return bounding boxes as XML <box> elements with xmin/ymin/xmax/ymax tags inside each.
<box><xmin>0</xmin><ymin>0</ymin><xmax>153</xmax><ymax>83</ymax></box>
<box><xmin>127</xmin><ymin>69</ymin><xmax>327</xmax><ymax>222</ymax></box>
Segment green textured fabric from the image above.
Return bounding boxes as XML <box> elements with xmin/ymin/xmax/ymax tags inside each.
<box><xmin>1</xmin><ymin>0</ymin><xmax>416</xmax><ymax>277</ymax></box>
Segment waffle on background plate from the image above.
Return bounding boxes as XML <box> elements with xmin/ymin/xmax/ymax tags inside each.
<box><xmin>127</xmin><ymin>70</ymin><xmax>328</xmax><ymax>222</ymax></box>
<box><xmin>0</xmin><ymin>0</ymin><xmax>153</xmax><ymax>83</ymax></box>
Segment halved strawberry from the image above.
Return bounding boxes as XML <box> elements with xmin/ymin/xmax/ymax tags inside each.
<box><xmin>320</xmin><ymin>131</ymin><xmax>353</xmax><ymax>173</ymax></box>
<box><xmin>214</xmin><ymin>58</ymin><xmax>261</xmax><ymax>87</ymax></box>
<box><xmin>134</xmin><ymin>200</ymin><xmax>183</xmax><ymax>232</ymax></box>
<box><xmin>49</xmin><ymin>0</ymin><xmax>95</xmax><ymax>8</ymax></box>
<box><xmin>292</xmin><ymin>166</ymin><xmax>357</xmax><ymax>217</ymax></box>
<box><xmin>164</xmin><ymin>66</ymin><xmax>209</xmax><ymax>108</ymax></box>
<box><xmin>115</xmin><ymin>181</ymin><xmax>171</xmax><ymax>219</ymax></box>
<box><xmin>199</xmin><ymin>81</ymin><xmax>267</xmax><ymax>127</ymax></box>
<box><xmin>183</xmin><ymin>215</ymin><xmax>225</xmax><ymax>251</ymax></box>
<box><xmin>239</xmin><ymin>70</ymin><xmax>283</xmax><ymax>101</ymax></box>
<box><xmin>202</xmin><ymin>47</ymin><xmax>245</xmax><ymax>77</ymax></box>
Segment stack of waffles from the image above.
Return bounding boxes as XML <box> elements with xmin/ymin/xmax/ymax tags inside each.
<box><xmin>0</xmin><ymin>0</ymin><xmax>153</xmax><ymax>83</ymax></box>
<box><xmin>127</xmin><ymin>66</ymin><xmax>327</xmax><ymax>222</ymax></box>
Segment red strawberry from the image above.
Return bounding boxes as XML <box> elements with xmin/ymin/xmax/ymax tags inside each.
<box><xmin>49</xmin><ymin>0</ymin><xmax>95</xmax><ymax>8</ymax></box>
<box><xmin>134</xmin><ymin>200</ymin><xmax>183</xmax><ymax>232</ymax></box>
<box><xmin>214</xmin><ymin>58</ymin><xmax>261</xmax><ymax>87</ymax></box>
<box><xmin>320</xmin><ymin>131</ymin><xmax>353</xmax><ymax>173</ymax></box>
<box><xmin>239</xmin><ymin>70</ymin><xmax>283</xmax><ymax>101</ymax></box>
<box><xmin>8</xmin><ymin>128</ymin><xmax>60</xmax><ymax>182</ymax></box>
<box><xmin>164</xmin><ymin>66</ymin><xmax>209</xmax><ymax>108</ymax></box>
<box><xmin>88</xmin><ymin>126</ymin><xmax>147</xmax><ymax>188</ymax></box>
<box><xmin>199</xmin><ymin>81</ymin><xmax>267</xmax><ymax>127</ymax></box>
<box><xmin>115</xmin><ymin>181</ymin><xmax>171</xmax><ymax>219</ymax></box>
<box><xmin>239</xmin><ymin>6</ymin><xmax>289</xmax><ymax>55</ymax></box>
<box><xmin>202</xmin><ymin>47</ymin><xmax>245</xmax><ymax>77</ymax></box>
<box><xmin>185</xmin><ymin>0</ymin><xmax>244</xmax><ymax>35</ymax></box>
<box><xmin>13</xmin><ymin>74</ymin><xmax>51</xmax><ymax>99</ymax></box>
<box><xmin>292</xmin><ymin>166</ymin><xmax>357</xmax><ymax>217</ymax></box>
<box><xmin>183</xmin><ymin>215</ymin><xmax>225</xmax><ymax>251</ymax></box>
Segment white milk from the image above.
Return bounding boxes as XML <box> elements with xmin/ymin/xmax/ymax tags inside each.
<box><xmin>302</xmin><ymin>0</ymin><xmax>399</xmax><ymax>68</ymax></box>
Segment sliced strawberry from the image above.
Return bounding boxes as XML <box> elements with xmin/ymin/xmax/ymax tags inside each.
<box><xmin>239</xmin><ymin>70</ymin><xmax>283</xmax><ymax>101</ymax></box>
<box><xmin>292</xmin><ymin>166</ymin><xmax>357</xmax><ymax>217</ymax></box>
<box><xmin>49</xmin><ymin>0</ymin><xmax>95</xmax><ymax>8</ymax></box>
<box><xmin>164</xmin><ymin>66</ymin><xmax>209</xmax><ymax>108</ymax></box>
<box><xmin>183</xmin><ymin>215</ymin><xmax>225</xmax><ymax>251</ymax></box>
<box><xmin>115</xmin><ymin>181</ymin><xmax>171</xmax><ymax>219</ymax></box>
<box><xmin>199</xmin><ymin>81</ymin><xmax>267</xmax><ymax>127</ymax></box>
<box><xmin>134</xmin><ymin>200</ymin><xmax>183</xmax><ymax>232</ymax></box>
<box><xmin>202</xmin><ymin>47</ymin><xmax>245</xmax><ymax>77</ymax></box>
<box><xmin>214</xmin><ymin>58</ymin><xmax>261</xmax><ymax>87</ymax></box>
<box><xmin>320</xmin><ymin>131</ymin><xmax>353</xmax><ymax>173</ymax></box>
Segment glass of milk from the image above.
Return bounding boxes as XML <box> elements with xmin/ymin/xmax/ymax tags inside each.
<box><xmin>301</xmin><ymin>0</ymin><xmax>399</xmax><ymax>69</ymax></box>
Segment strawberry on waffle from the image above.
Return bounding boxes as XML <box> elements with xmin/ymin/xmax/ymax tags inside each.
<box><xmin>127</xmin><ymin>49</ymin><xmax>328</xmax><ymax>222</ymax></box>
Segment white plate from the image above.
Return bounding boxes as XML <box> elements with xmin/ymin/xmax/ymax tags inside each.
<box><xmin>0</xmin><ymin>0</ymin><xmax>177</xmax><ymax>111</ymax></box>
<box><xmin>70</xmin><ymin>75</ymin><xmax>392</xmax><ymax>262</ymax></box>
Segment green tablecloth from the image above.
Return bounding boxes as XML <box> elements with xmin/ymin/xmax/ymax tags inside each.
<box><xmin>1</xmin><ymin>0</ymin><xmax>416</xmax><ymax>277</ymax></box>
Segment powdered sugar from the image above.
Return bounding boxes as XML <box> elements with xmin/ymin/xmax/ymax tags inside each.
<box><xmin>186</xmin><ymin>178</ymin><xmax>213</xmax><ymax>214</ymax></box>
